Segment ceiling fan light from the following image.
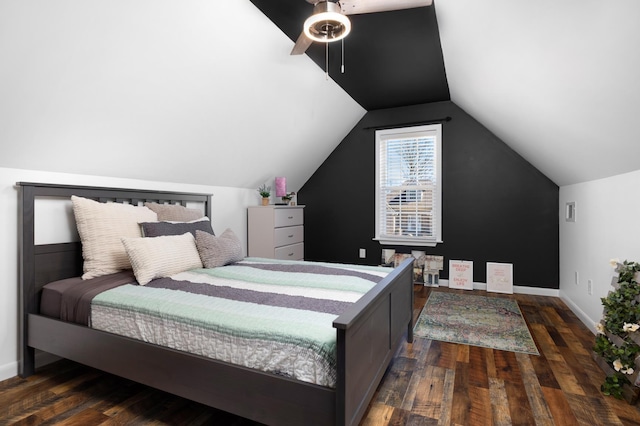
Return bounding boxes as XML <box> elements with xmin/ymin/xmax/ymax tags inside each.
<box><xmin>304</xmin><ymin>2</ymin><xmax>351</xmax><ymax>43</ymax></box>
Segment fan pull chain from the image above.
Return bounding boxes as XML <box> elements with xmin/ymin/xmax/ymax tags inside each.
<box><xmin>341</xmin><ymin>38</ymin><xmax>345</xmax><ymax>74</ymax></box>
<box><xmin>325</xmin><ymin>43</ymin><xmax>329</xmax><ymax>80</ymax></box>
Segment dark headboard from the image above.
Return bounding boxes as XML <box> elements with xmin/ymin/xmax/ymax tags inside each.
<box><xmin>17</xmin><ymin>181</ymin><xmax>212</xmax><ymax>375</ymax></box>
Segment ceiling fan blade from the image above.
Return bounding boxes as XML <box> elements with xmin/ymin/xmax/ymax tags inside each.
<box><xmin>340</xmin><ymin>0</ymin><xmax>432</xmax><ymax>15</ymax></box>
<box><xmin>291</xmin><ymin>31</ymin><xmax>314</xmax><ymax>55</ymax></box>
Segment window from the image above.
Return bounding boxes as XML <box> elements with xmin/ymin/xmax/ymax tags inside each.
<box><xmin>375</xmin><ymin>124</ymin><xmax>442</xmax><ymax>246</ymax></box>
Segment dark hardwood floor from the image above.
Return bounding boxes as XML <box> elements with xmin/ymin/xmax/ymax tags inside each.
<box><xmin>2</xmin><ymin>286</ymin><xmax>640</xmax><ymax>425</ymax></box>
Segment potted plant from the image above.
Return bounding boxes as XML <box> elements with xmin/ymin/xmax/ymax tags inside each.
<box><xmin>258</xmin><ymin>184</ymin><xmax>271</xmax><ymax>206</ymax></box>
<box><xmin>594</xmin><ymin>259</ymin><xmax>640</xmax><ymax>402</ymax></box>
<box><xmin>281</xmin><ymin>191</ymin><xmax>295</xmax><ymax>205</ymax></box>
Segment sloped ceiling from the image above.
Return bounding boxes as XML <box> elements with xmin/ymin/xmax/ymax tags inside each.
<box><xmin>0</xmin><ymin>1</ymin><xmax>365</xmax><ymax>193</ymax></box>
<box><xmin>437</xmin><ymin>0</ymin><xmax>640</xmax><ymax>186</ymax></box>
<box><xmin>2</xmin><ymin>1</ymin><xmax>637</xmax><ymax>190</ymax></box>
<box><xmin>250</xmin><ymin>0</ymin><xmax>450</xmax><ymax>110</ymax></box>
<box><xmin>251</xmin><ymin>0</ymin><xmax>640</xmax><ymax>186</ymax></box>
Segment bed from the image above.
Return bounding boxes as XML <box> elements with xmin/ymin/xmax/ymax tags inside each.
<box><xmin>17</xmin><ymin>182</ymin><xmax>414</xmax><ymax>426</ymax></box>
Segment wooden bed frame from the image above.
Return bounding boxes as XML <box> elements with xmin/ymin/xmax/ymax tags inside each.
<box><xmin>18</xmin><ymin>182</ymin><xmax>414</xmax><ymax>426</ymax></box>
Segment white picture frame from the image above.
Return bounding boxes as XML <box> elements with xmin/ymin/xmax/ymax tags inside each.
<box><xmin>448</xmin><ymin>260</ymin><xmax>473</xmax><ymax>290</ymax></box>
<box><xmin>486</xmin><ymin>262</ymin><xmax>514</xmax><ymax>294</ymax></box>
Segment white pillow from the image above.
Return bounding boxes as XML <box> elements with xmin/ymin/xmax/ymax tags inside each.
<box><xmin>72</xmin><ymin>195</ymin><xmax>157</xmax><ymax>279</ymax></box>
<box><xmin>143</xmin><ymin>202</ymin><xmax>204</xmax><ymax>221</ymax></box>
<box><xmin>121</xmin><ymin>233</ymin><xmax>203</xmax><ymax>285</ymax></box>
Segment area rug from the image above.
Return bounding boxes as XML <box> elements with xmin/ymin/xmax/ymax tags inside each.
<box><xmin>414</xmin><ymin>291</ymin><xmax>539</xmax><ymax>355</ymax></box>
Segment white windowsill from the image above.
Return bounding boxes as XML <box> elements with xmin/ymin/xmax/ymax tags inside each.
<box><xmin>374</xmin><ymin>238</ymin><xmax>442</xmax><ymax>247</ymax></box>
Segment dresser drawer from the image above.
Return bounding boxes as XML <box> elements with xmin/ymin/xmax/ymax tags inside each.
<box><xmin>274</xmin><ymin>243</ymin><xmax>304</xmax><ymax>261</ymax></box>
<box><xmin>274</xmin><ymin>208</ymin><xmax>304</xmax><ymax>228</ymax></box>
<box><xmin>274</xmin><ymin>225</ymin><xmax>303</xmax><ymax>248</ymax></box>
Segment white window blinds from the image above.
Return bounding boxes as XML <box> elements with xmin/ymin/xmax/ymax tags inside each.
<box><xmin>375</xmin><ymin>124</ymin><xmax>442</xmax><ymax>246</ymax></box>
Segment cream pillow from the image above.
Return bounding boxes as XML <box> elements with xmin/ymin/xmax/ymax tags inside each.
<box><xmin>121</xmin><ymin>233</ymin><xmax>203</xmax><ymax>285</ymax></box>
<box><xmin>72</xmin><ymin>196</ymin><xmax>157</xmax><ymax>279</ymax></box>
<box><xmin>144</xmin><ymin>202</ymin><xmax>204</xmax><ymax>222</ymax></box>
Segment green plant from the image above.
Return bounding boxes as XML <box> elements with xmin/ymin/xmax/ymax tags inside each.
<box><xmin>281</xmin><ymin>191</ymin><xmax>295</xmax><ymax>201</ymax></box>
<box><xmin>257</xmin><ymin>184</ymin><xmax>271</xmax><ymax>198</ymax></box>
<box><xmin>594</xmin><ymin>259</ymin><xmax>640</xmax><ymax>398</ymax></box>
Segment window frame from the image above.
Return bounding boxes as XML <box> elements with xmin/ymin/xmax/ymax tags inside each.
<box><xmin>374</xmin><ymin>124</ymin><xmax>443</xmax><ymax>247</ymax></box>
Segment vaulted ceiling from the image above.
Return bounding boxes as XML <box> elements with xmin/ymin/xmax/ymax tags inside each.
<box><xmin>250</xmin><ymin>0</ymin><xmax>640</xmax><ymax>186</ymax></box>
<box><xmin>250</xmin><ymin>0</ymin><xmax>450</xmax><ymax>110</ymax></box>
<box><xmin>1</xmin><ymin>1</ymin><xmax>638</xmax><ymax>190</ymax></box>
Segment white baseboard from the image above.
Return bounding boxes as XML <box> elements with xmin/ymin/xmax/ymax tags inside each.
<box><xmin>0</xmin><ymin>351</ymin><xmax>61</xmax><ymax>382</ymax></box>
<box><xmin>436</xmin><ymin>280</ymin><xmax>560</xmax><ymax>297</ymax></box>
<box><xmin>0</xmin><ymin>361</ymin><xmax>18</xmax><ymax>382</ymax></box>
<box><xmin>559</xmin><ymin>290</ymin><xmax>597</xmax><ymax>335</ymax></box>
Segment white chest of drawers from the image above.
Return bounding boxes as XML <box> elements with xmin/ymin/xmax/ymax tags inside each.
<box><xmin>247</xmin><ymin>205</ymin><xmax>304</xmax><ymax>260</ymax></box>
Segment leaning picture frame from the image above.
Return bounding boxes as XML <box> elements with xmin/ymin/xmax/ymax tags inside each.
<box><xmin>448</xmin><ymin>260</ymin><xmax>473</xmax><ymax>290</ymax></box>
<box><xmin>486</xmin><ymin>262</ymin><xmax>514</xmax><ymax>294</ymax></box>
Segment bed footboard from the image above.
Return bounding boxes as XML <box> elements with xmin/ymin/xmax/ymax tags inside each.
<box><xmin>333</xmin><ymin>257</ymin><xmax>414</xmax><ymax>426</ymax></box>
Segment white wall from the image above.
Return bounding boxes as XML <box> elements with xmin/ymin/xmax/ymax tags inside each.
<box><xmin>0</xmin><ymin>166</ymin><xmax>257</xmax><ymax>381</ymax></box>
<box><xmin>560</xmin><ymin>169</ymin><xmax>640</xmax><ymax>333</ymax></box>
<box><xmin>0</xmin><ymin>0</ymin><xmax>365</xmax><ymax>192</ymax></box>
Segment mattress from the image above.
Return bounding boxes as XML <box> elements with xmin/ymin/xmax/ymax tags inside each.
<box><xmin>40</xmin><ymin>258</ymin><xmax>392</xmax><ymax>388</ymax></box>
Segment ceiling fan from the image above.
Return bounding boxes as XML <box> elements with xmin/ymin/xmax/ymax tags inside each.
<box><xmin>290</xmin><ymin>0</ymin><xmax>433</xmax><ymax>55</ymax></box>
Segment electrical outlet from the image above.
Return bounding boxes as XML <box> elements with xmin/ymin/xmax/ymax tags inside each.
<box><xmin>359</xmin><ymin>248</ymin><xmax>366</xmax><ymax>258</ymax></box>
<box><xmin>588</xmin><ymin>279</ymin><xmax>593</xmax><ymax>295</ymax></box>
<box><xmin>575</xmin><ymin>271</ymin><xmax>579</xmax><ymax>285</ymax></box>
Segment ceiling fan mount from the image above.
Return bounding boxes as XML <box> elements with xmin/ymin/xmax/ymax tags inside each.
<box><xmin>291</xmin><ymin>0</ymin><xmax>432</xmax><ymax>55</ymax></box>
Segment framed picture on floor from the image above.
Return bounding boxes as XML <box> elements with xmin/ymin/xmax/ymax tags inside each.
<box><xmin>487</xmin><ymin>262</ymin><xmax>514</xmax><ymax>294</ymax></box>
<box><xmin>448</xmin><ymin>260</ymin><xmax>473</xmax><ymax>290</ymax></box>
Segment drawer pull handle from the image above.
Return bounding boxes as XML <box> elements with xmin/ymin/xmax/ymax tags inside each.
<box><xmin>288</xmin><ymin>216</ymin><xmax>294</xmax><ymax>219</ymax></box>
<box><xmin>288</xmin><ymin>253</ymin><xmax>294</xmax><ymax>257</ymax></box>
<box><xmin>288</xmin><ymin>234</ymin><xmax>294</xmax><ymax>238</ymax></box>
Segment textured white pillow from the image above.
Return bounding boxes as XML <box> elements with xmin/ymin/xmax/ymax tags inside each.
<box><xmin>72</xmin><ymin>196</ymin><xmax>158</xmax><ymax>279</ymax></box>
<box><xmin>144</xmin><ymin>202</ymin><xmax>204</xmax><ymax>222</ymax></box>
<box><xmin>121</xmin><ymin>233</ymin><xmax>203</xmax><ymax>285</ymax></box>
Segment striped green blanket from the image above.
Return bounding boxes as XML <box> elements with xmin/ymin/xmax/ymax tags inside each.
<box><xmin>90</xmin><ymin>258</ymin><xmax>392</xmax><ymax>388</ymax></box>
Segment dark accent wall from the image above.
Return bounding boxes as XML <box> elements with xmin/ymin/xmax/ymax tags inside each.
<box><xmin>250</xmin><ymin>1</ymin><xmax>450</xmax><ymax>110</ymax></box>
<box><xmin>298</xmin><ymin>101</ymin><xmax>559</xmax><ymax>289</ymax></box>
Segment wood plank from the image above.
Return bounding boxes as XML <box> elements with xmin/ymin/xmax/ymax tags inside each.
<box><xmin>492</xmin><ymin>350</ymin><xmax>518</xmax><ymax>383</ymax></box>
<box><xmin>451</xmin><ymin>361</ymin><xmax>470</xmax><ymax>425</ymax></box>
<box><xmin>468</xmin><ymin>385</ymin><xmax>491</xmax><ymax>426</ymax></box>
<box><xmin>504</xmin><ymin>378</ymin><xmax>537</xmax><ymax>425</ymax></box>
<box><xmin>529</xmin><ymin>350</ymin><xmax>561</xmax><ymax>389</ymax></box>
<box><xmin>488</xmin><ymin>377</ymin><xmax>512</xmax><ymax>426</ymax></box>
<box><xmin>515</xmin><ymin>352</ymin><xmax>554</xmax><ymax>425</ymax></box>
<box><xmin>373</xmin><ymin>356</ymin><xmax>416</xmax><ymax>407</ymax></box>
<box><xmin>557</xmin><ymin>345</ymin><xmax>602</xmax><ymax>397</ymax></box>
<box><xmin>483</xmin><ymin>347</ymin><xmax>497</xmax><ymax>379</ymax></box>
<box><xmin>361</xmin><ymin>403</ymin><xmax>395</xmax><ymax>426</ymax></box>
<box><xmin>541</xmin><ymin>386</ymin><xmax>580</xmax><ymax>426</ymax></box>
<box><xmin>467</xmin><ymin>345</ymin><xmax>489</xmax><ymax>389</ymax></box>
<box><xmin>410</xmin><ymin>365</ymin><xmax>447</xmax><ymax>419</ymax></box>
<box><xmin>531</xmin><ymin>323</ymin><xmax>564</xmax><ymax>362</ymax></box>
<box><xmin>564</xmin><ymin>393</ymin><xmax>625</xmax><ymax>426</ymax></box>
<box><xmin>438</xmin><ymin>368</ymin><xmax>456</xmax><ymax>426</ymax></box>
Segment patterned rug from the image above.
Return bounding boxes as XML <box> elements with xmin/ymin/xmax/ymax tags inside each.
<box><xmin>414</xmin><ymin>291</ymin><xmax>539</xmax><ymax>355</ymax></box>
